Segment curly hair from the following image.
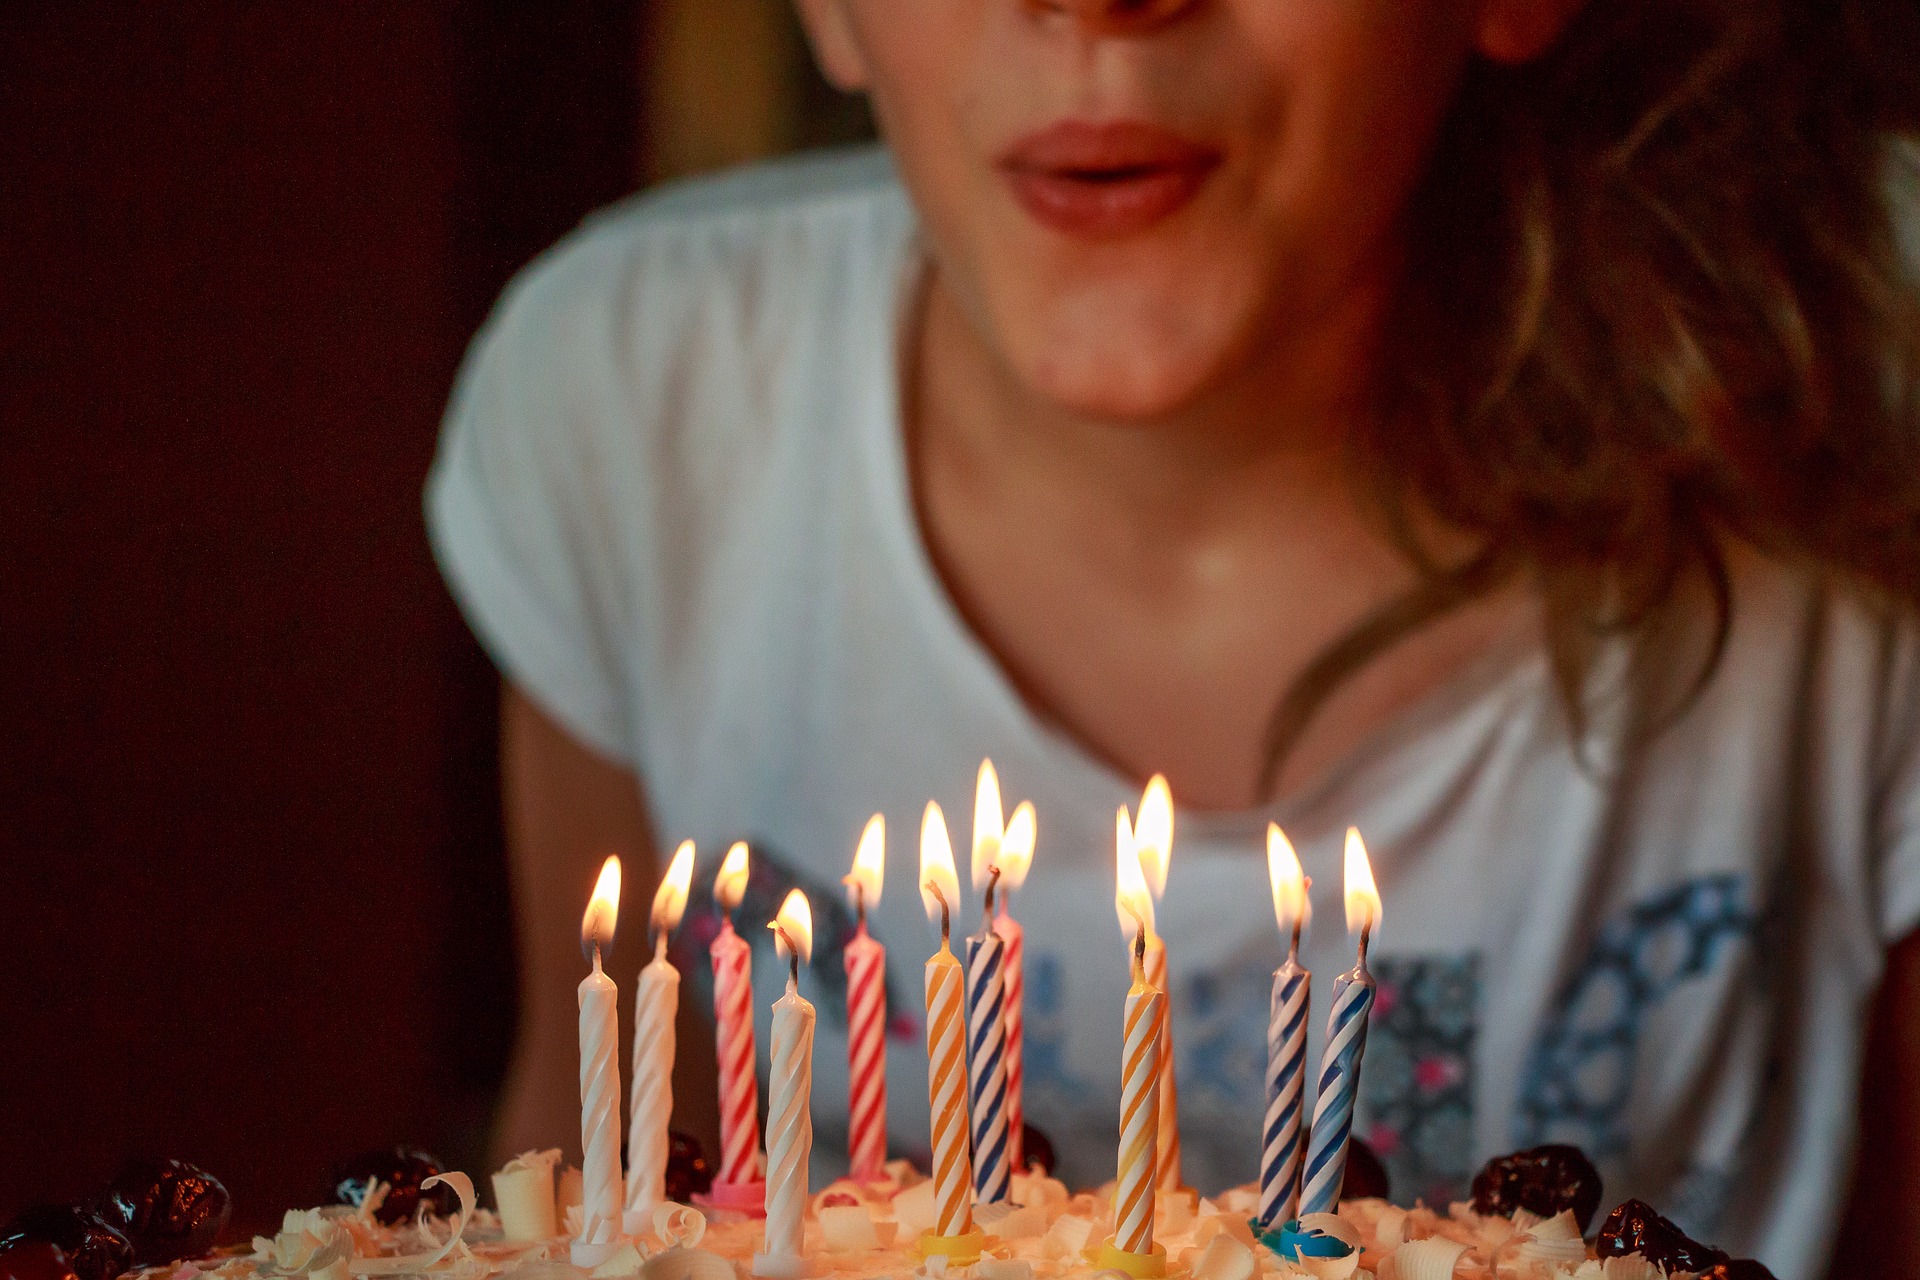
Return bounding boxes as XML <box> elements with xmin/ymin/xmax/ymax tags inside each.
<box><xmin>1259</xmin><ymin>0</ymin><xmax>1920</xmax><ymax>796</ymax></box>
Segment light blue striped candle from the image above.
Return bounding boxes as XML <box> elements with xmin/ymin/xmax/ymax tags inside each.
<box><xmin>1258</xmin><ymin>953</ymin><xmax>1311</xmax><ymax>1230</ymax></box>
<box><xmin>1298</xmin><ymin>951</ymin><xmax>1375</xmax><ymax>1216</ymax></box>
<box><xmin>965</xmin><ymin>926</ymin><xmax>1011</xmax><ymax>1204</ymax></box>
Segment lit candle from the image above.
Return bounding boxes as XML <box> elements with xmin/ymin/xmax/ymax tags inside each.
<box><xmin>842</xmin><ymin>814</ymin><xmax>889</xmax><ymax>1184</ymax></box>
<box><xmin>625</xmin><ymin>840</ymin><xmax>695</xmax><ymax>1227</ymax></box>
<box><xmin>965</xmin><ymin>866</ymin><xmax>1011</xmax><ymax>1206</ymax></box>
<box><xmin>710</xmin><ymin>842</ymin><xmax>766</xmax><ymax>1209</ymax></box>
<box><xmin>1108</xmin><ymin>810</ymin><xmax>1167</xmax><ymax>1267</ymax></box>
<box><xmin>755</xmin><ymin>891</ymin><xmax>815</xmax><ymax>1277</ymax></box>
<box><xmin>1258</xmin><ymin>824</ymin><xmax>1312</xmax><ymax>1232</ymax></box>
<box><xmin>1132</xmin><ymin>775</ymin><xmax>1185</xmax><ymax>1193</ymax></box>
<box><xmin>992</xmin><ymin>801</ymin><xmax>1035</xmax><ymax>1175</ymax></box>
<box><xmin>574</xmin><ymin>856</ymin><xmax>626</xmax><ymax>1265</ymax></box>
<box><xmin>1298</xmin><ymin>829</ymin><xmax>1382</xmax><ymax>1217</ymax></box>
<box><xmin>917</xmin><ymin>803</ymin><xmax>981</xmax><ymax>1263</ymax></box>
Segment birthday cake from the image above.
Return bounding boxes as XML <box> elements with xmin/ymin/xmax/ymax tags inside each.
<box><xmin>0</xmin><ymin>1141</ymin><xmax>1775</xmax><ymax>1280</ymax></box>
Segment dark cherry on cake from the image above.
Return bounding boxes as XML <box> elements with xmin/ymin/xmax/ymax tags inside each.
<box><xmin>1597</xmin><ymin>1199</ymin><xmax>1729</xmax><ymax>1273</ymax></box>
<box><xmin>327</xmin><ymin>1148</ymin><xmax>457</xmax><ymax>1225</ymax></box>
<box><xmin>1470</xmin><ymin>1144</ymin><xmax>1604</xmax><ymax>1232</ymax></box>
<box><xmin>93</xmin><ymin>1159</ymin><xmax>232</xmax><ymax>1266</ymax></box>
<box><xmin>1339</xmin><ymin>1138</ymin><xmax>1390</xmax><ymax>1201</ymax></box>
<box><xmin>663</xmin><ymin>1132</ymin><xmax>713</xmax><ymax>1204</ymax></box>
<box><xmin>0</xmin><ymin>1241</ymin><xmax>81</xmax><ymax>1280</ymax></box>
<box><xmin>1700</xmin><ymin>1262</ymin><xmax>1779</xmax><ymax>1280</ymax></box>
<box><xmin>1</xmin><ymin>1207</ymin><xmax>133</xmax><ymax>1280</ymax></box>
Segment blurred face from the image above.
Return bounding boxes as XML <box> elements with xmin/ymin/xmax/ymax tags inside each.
<box><xmin>798</xmin><ymin>0</ymin><xmax>1500</xmax><ymax>421</ymax></box>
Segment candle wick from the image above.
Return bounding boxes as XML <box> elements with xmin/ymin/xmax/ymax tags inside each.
<box><xmin>1288</xmin><ymin>920</ymin><xmax>1301</xmax><ymax>966</ymax></box>
<box><xmin>654</xmin><ymin>930</ymin><xmax>668</xmax><ymax>963</ymax></box>
<box><xmin>856</xmin><ymin>883</ymin><xmax>867</xmax><ymax>932</ymax></box>
<box><xmin>982</xmin><ymin>865</ymin><xmax>1001</xmax><ymax>931</ymax></box>
<box><xmin>1131</xmin><ymin>924</ymin><xmax>1147</xmax><ymax>985</ymax></box>
<box><xmin>1357</xmin><ymin>922</ymin><xmax>1372</xmax><ymax>971</ymax></box>
<box><xmin>926</xmin><ymin>879</ymin><xmax>951</xmax><ymax>944</ymax></box>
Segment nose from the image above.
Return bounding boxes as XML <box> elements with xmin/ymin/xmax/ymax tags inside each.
<box><xmin>1025</xmin><ymin>0</ymin><xmax>1200</xmax><ymax>35</ymax></box>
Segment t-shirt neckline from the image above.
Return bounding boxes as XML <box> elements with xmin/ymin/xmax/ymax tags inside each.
<box><xmin>853</xmin><ymin>213</ymin><xmax>1548</xmax><ymax>842</ymax></box>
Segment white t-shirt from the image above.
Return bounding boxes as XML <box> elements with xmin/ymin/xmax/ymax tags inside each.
<box><xmin>427</xmin><ymin>145</ymin><xmax>1920</xmax><ymax>1279</ymax></box>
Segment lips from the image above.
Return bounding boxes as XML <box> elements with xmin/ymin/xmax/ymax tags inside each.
<box><xmin>997</xmin><ymin>120</ymin><xmax>1221</xmax><ymax>241</ymax></box>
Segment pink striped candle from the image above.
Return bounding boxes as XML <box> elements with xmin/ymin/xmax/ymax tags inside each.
<box><xmin>843</xmin><ymin>814</ymin><xmax>888</xmax><ymax>1183</ymax></box>
<box><xmin>991</xmin><ymin>799</ymin><xmax>1034</xmax><ymax>1173</ymax></box>
<box><xmin>710</xmin><ymin>843</ymin><xmax>765</xmax><ymax>1205</ymax></box>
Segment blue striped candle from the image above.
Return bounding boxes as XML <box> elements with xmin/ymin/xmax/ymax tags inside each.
<box><xmin>1297</xmin><ymin>959</ymin><xmax>1375</xmax><ymax>1216</ymax></box>
<box><xmin>964</xmin><ymin>925</ymin><xmax>1011</xmax><ymax>1204</ymax></box>
<box><xmin>1258</xmin><ymin>954</ymin><xmax>1311</xmax><ymax>1230</ymax></box>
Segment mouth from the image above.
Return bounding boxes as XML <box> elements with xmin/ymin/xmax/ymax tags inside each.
<box><xmin>997</xmin><ymin>119</ymin><xmax>1222</xmax><ymax>241</ymax></box>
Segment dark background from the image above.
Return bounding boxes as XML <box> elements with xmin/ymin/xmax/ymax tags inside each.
<box><xmin>0</xmin><ymin>1</ymin><xmax>865</xmax><ymax>1231</ymax></box>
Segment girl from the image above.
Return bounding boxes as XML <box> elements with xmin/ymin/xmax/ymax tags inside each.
<box><xmin>427</xmin><ymin>2</ymin><xmax>1920</xmax><ymax>1274</ymax></box>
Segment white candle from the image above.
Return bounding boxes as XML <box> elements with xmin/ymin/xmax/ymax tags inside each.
<box><xmin>755</xmin><ymin>891</ymin><xmax>816</xmax><ymax>1278</ymax></box>
<box><xmin>626</xmin><ymin>841</ymin><xmax>695</xmax><ymax>1226</ymax></box>
<box><xmin>575</xmin><ymin>856</ymin><xmax>625</xmax><ymax>1263</ymax></box>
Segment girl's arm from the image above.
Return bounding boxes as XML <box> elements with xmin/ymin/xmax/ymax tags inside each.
<box><xmin>1828</xmin><ymin>929</ymin><xmax>1920</xmax><ymax>1276</ymax></box>
<box><xmin>491</xmin><ymin>682</ymin><xmax>720</xmax><ymax>1166</ymax></box>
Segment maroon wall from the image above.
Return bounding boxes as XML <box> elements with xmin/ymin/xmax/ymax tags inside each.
<box><xmin>0</xmin><ymin>2</ymin><xmax>640</xmax><ymax>1231</ymax></box>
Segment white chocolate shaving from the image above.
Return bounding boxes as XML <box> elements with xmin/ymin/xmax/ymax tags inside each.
<box><xmin>983</xmin><ymin>1205</ymin><xmax>1047</xmax><ymax>1241</ymax></box>
<box><xmin>974</xmin><ymin>1260</ymin><xmax>1033</xmax><ymax>1280</ymax></box>
<box><xmin>1391</xmin><ymin>1237</ymin><xmax>1470</xmax><ymax>1280</ymax></box>
<box><xmin>1039</xmin><ymin>1215</ymin><xmax>1093</xmax><ymax>1262</ymax></box>
<box><xmin>588</xmin><ymin>1246</ymin><xmax>644</xmax><ymax>1279</ymax></box>
<box><xmin>641</xmin><ymin>1250</ymin><xmax>735</xmax><ymax>1280</ymax></box>
<box><xmin>1188</xmin><ymin>1234</ymin><xmax>1255</xmax><ymax>1280</ymax></box>
<box><xmin>1298</xmin><ymin>1252</ymin><xmax>1359</xmax><ymax>1280</ymax></box>
<box><xmin>1296</xmin><ymin>1215</ymin><xmax>1361</xmax><ymax>1250</ymax></box>
<box><xmin>818</xmin><ymin>1206</ymin><xmax>880</xmax><ymax>1252</ymax></box>
<box><xmin>348</xmin><ymin>1173</ymin><xmax>475</xmax><ymax>1276</ymax></box>
<box><xmin>1600</xmin><ymin>1258</ymin><xmax>1663</xmax><ymax>1280</ymax></box>
<box><xmin>494</xmin><ymin>1151</ymin><xmax>562</xmax><ymax>1243</ymax></box>
<box><xmin>651</xmin><ymin>1205</ymin><xmax>706</xmax><ymax>1252</ymax></box>
<box><xmin>889</xmin><ymin>1180</ymin><xmax>939</xmax><ymax>1237</ymax></box>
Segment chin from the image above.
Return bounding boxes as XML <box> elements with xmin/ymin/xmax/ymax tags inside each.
<box><xmin>1020</xmin><ymin>343</ymin><xmax>1219</xmax><ymax>420</ymax></box>
<box><xmin>1002</xmin><ymin>287</ymin><xmax>1259</xmax><ymax>422</ymax></box>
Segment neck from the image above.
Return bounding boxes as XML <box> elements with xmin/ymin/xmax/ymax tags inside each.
<box><xmin>913</xmin><ymin>259</ymin><xmax>1391</xmax><ymax>548</ymax></box>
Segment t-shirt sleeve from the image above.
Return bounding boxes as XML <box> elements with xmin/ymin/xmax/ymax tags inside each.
<box><xmin>1875</xmin><ymin>616</ymin><xmax>1920</xmax><ymax>944</ymax></box>
<box><xmin>425</xmin><ymin>247</ymin><xmax>645</xmax><ymax>765</ymax></box>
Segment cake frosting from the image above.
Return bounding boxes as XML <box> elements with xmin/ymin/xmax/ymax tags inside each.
<box><xmin>110</xmin><ymin>1160</ymin><xmax>1745</xmax><ymax>1280</ymax></box>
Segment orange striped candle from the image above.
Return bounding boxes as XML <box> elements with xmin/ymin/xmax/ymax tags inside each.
<box><xmin>920</xmin><ymin>802</ymin><xmax>974</xmax><ymax>1242</ymax></box>
<box><xmin>1132</xmin><ymin>777</ymin><xmax>1184</xmax><ymax>1192</ymax></box>
<box><xmin>1112</xmin><ymin>807</ymin><xmax>1166</xmax><ymax>1260</ymax></box>
<box><xmin>1116</xmin><ymin>931</ymin><xmax>1166</xmax><ymax>1255</ymax></box>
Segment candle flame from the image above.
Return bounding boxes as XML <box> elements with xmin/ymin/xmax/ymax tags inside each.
<box><xmin>1266</xmin><ymin>824</ymin><xmax>1310</xmax><ymax>935</ymax></box>
<box><xmin>771</xmin><ymin>888</ymin><xmax>814</xmax><ymax>964</ymax></box>
<box><xmin>1114</xmin><ymin>806</ymin><xmax>1156</xmax><ymax>943</ymax></box>
<box><xmin>919</xmin><ymin>801</ymin><xmax>960</xmax><ymax>925</ymax></box>
<box><xmin>1134</xmin><ymin>774</ymin><xmax>1174</xmax><ymax>900</ymax></box>
<box><xmin>651</xmin><ymin>840</ymin><xmax>695</xmax><ymax>935</ymax></box>
<box><xmin>714</xmin><ymin>841</ymin><xmax>750</xmax><ymax>912</ymax></box>
<box><xmin>1344</xmin><ymin>827</ymin><xmax>1382</xmax><ymax>934</ymax></box>
<box><xmin>580</xmin><ymin>854</ymin><xmax>622</xmax><ymax>961</ymax></box>
<box><xmin>844</xmin><ymin>813</ymin><xmax>885</xmax><ymax>910</ymax></box>
<box><xmin>997</xmin><ymin>801</ymin><xmax>1036</xmax><ymax>892</ymax></box>
<box><xmin>970</xmin><ymin>758</ymin><xmax>1004</xmax><ymax>892</ymax></box>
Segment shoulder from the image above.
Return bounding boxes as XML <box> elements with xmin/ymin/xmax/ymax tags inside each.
<box><xmin>482</xmin><ymin>144</ymin><xmax>910</xmax><ymax>367</ymax></box>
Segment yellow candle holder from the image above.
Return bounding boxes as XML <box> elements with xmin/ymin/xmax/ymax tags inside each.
<box><xmin>915</xmin><ymin>1230</ymin><xmax>987</xmax><ymax>1266</ymax></box>
<box><xmin>1091</xmin><ymin>1239</ymin><xmax>1169</xmax><ymax>1279</ymax></box>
